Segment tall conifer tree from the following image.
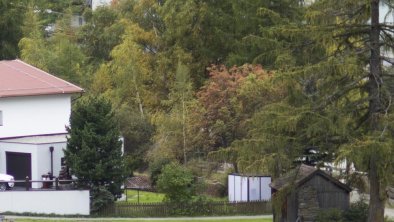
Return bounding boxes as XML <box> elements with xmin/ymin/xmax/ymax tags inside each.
<box><xmin>65</xmin><ymin>96</ymin><xmax>125</xmax><ymax>210</ymax></box>
<box><xmin>236</xmin><ymin>1</ymin><xmax>394</xmax><ymax>221</ymax></box>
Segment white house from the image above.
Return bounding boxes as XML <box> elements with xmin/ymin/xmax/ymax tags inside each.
<box><xmin>86</xmin><ymin>0</ymin><xmax>113</xmax><ymax>11</ymax></box>
<box><xmin>0</xmin><ymin>59</ymin><xmax>83</xmax><ymax>188</ymax></box>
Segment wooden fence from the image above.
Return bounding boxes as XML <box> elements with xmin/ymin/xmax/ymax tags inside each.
<box><xmin>98</xmin><ymin>200</ymin><xmax>272</xmax><ymax>217</ymax></box>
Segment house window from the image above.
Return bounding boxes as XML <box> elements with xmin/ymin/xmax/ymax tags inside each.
<box><xmin>0</xmin><ymin>110</ymin><xmax>2</xmax><ymax>126</ymax></box>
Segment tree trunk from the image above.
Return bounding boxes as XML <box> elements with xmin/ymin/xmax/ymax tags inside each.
<box><xmin>182</xmin><ymin>95</ymin><xmax>187</xmax><ymax>164</ymax></box>
<box><xmin>368</xmin><ymin>155</ymin><xmax>385</xmax><ymax>222</ymax></box>
<box><xmin>136</xmin><ymin>90</ymin><xmax>144</xmax><ymax>118</ymax></box>
<box><xmin>367</xmin><ymin>1</ymin><xmax>385</xmax><ymax>221</ymax></box>
<box><xmin>133</xmin><ymin>74</ymin><xmax>144</xmax><ymax>118</ymax></box>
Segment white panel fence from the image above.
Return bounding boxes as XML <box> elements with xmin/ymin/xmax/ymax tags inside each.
<box><xmin>228</xmin><ymin>174</ymin><xmax>271</xmax><ymax>202</ymax></box>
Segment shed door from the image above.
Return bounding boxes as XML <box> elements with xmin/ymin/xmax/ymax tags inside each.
<box><xmin>6</xmin><ymin>152</ymin><xmax>32</xmax><ymax>183</ymax></box>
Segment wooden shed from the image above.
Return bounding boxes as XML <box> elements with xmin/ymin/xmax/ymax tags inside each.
<box><xmin>270</xmin><ymin>164</ymin><xmax>351</xmax><ymax>222</ymax></box>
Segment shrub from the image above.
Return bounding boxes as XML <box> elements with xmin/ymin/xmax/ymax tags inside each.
<box><xmin>343</xmin><ymin>201</ymin><xmax>368</xmax><ymax>222</ymax></box>
<box><xmin>315</xmin><ymin>208</ymin><xmax>343</xmax><ymax>222</ymax></box>
<box><xmin>315</xmin><ymin>201</ymin><xmax>368</xmax><ymax>222</ymax></box>
<box><xmin>156</xmin><ymin>162</ymin><xmax>195</xmax><ymax>203</ymax></box>
<box><xmin>149</xmin><ymin>158</ymin><xmax>171</xmax><ymax>186</ymax></box>
<box><xmin>167</xmin><ymin>196</ymin><xmax>213</xmax><ymax>216</ymax></box>
<box><xmin>91</xmin><ymin>186</ymin><xmax>115</xmax><ymax>213</ymax></box>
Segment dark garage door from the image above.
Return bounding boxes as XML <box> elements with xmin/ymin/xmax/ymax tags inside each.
<box><xmin>6</xmin><ymin>152</ymin><xmax>32</xmax><ymax>185</ymax></box>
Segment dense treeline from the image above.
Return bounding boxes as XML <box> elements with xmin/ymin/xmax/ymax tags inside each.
<box><xmin>2</xmin><ymin>0</ymin><xmax>394</xmax><ymax>220</ymax></box>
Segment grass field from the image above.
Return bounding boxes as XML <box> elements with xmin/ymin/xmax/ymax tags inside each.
<box><xmin>121</xmin><ymin>190</ymin><xmax>227</xmax><ymax>203</ymax></box>
<box><xmin>123</xmin><ymin>190</ymin><xmax>165</xmax><ymax>203</ymax></box>
<box><xmin>14</xmin><ymin>218</ymin><xmax>272</xmax><ymax>222</ymax></box>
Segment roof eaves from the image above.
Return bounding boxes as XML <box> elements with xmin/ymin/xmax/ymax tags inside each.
<box><xmin>14</xmin><ymin>59</ymin><xmax>84</xmax><ymax>92</ymax></box>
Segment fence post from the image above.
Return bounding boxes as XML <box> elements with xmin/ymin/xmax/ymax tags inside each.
<box><xmin>25</xmin><ymin>176</ymin><xmax>30</xmax><ymax>191</ymax></box>
<box><xmin>55</xmin><ymin>178</ymin><xmax>59</xmax><ymax>190</ymax></box>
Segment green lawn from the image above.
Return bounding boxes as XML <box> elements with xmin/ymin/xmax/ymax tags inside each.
<box><xmin>120</xmin><ymin>190</ymin><xmax>227</xmax><ymax>203</ymax></box>
<box><xmin>15</xmin><ymin>219</ymin><xmax>272</xmax><ymax>222</ymax></box>
<box><xmin>122</xmin><ymin>190</ymin><xmax>165</xmax><ymax>203</ymax></box>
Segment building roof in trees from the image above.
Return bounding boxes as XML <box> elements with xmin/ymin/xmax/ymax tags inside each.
<box><xmin>125</xmin><ymin>176</ymin><xmax>152</xmax><ymax>190</ymax></box>
<box><xmin>270</xmin><ymin>164</ymin><xmax>351</xmax><ymax>192</ymax></box>
<box><xmin>0</xmin><ymin>59</ymin><xmax>83</xmax><ymax>98</ymax></box>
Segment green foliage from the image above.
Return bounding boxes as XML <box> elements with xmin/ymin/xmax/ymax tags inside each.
<box><xmin>167</xmin><ymin>196</ymin><xmax>213</xmax><ymax>216</ymax></box>
<box><xmin>148</xmin><ymin>62</ymin><xmax>195</xmax><ymax>164</ymax></box>
<box><xmin>77</xmin><ymin>6</ymin><xmax>124</xmax><ymax>65</ymax></box>
<box><xmin>149</xmin><ymin>158</ymin><xmax>171</xmax><ymax>186</ymax></box>
<box><xmin>0</xmin><ymin>0</ymin><xmax>26</xmax><ymax>59</ymax></box>
<box><xmin>19</xmin><ymin>5</ymin><xmax>89</xmax><ymax>87</ymax></box>
<box><xmin>91</xmin><ymin>186</ymin><xmax>115</xmax><ymax>213</ymax></box>
<box><xmin>233</xmin><ymin>1</ymin><xmax>394</xmax><ymax>220</ymax></box>
<box><xmin>316</xmin><ymin>208</ymin><xmax>344</xmax><ymax>222</ymax></box>
<box><xmin>116</xmin><ymin>105</ymin><xmax>154</xmax><ymax>173</ymax></box>
<box><xmin>64</xmin><ymin>96</ymin><xmax>126</xmax><ymax>205</ymax></box>
<box><xmin>19</xmin><ymin>3</ymin><xmax>49</xmax><ymax>69</ymax></box>
<box><xmin>343</xmin><ymin>201</ymin><xmax>369</xmax><ymax>222</ymax></box>
<box><xmin>156</xmin><ymin>162</ymin><xmax>195</xmax><ymax>203</ymax></box>
<box><xmin>315</xmin><ymin>201</ymin><xmax>368</xmax><ymax>222</ymax></box>
<box><xmin>8</xmin><ymin>1</ymin><xmax>394</xmax><ymax>219</ymax></box>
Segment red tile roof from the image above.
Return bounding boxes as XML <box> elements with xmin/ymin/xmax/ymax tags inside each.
<box><xmin>0</xmin><ymin>59</ymin><xmax>83</xmax><ymax>98</ymax></box>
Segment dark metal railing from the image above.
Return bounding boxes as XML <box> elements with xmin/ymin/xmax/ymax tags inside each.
<box><xmin>0</xmin><ymin>177</ymin><xmax>76</xmax><ymax>191</ymax></box>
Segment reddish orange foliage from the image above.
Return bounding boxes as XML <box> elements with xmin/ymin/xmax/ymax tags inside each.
<box><xmin>197</xmin><ymin>64</ymin><xmax>272</xmax><ymax>121</ymax></box>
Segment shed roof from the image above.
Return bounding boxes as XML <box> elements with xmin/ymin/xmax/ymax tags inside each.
<box><xmin>0</xmin><ymin>59</ymin><xmax>83</xmax><ymax>98</ymax></box>
<box><xmin>270</xmin><ymin>164</ymin><xmax>351</xmax><ymax>192</ymax></box>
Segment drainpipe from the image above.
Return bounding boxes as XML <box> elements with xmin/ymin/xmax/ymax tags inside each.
<box><xmin>49</xmin><ymin>146</ymin><xmax>54</xmax><ymax>176</ymax></box>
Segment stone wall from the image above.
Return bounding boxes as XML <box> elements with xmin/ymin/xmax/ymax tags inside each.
<box><xmin>298</xmin><ymin>185</ymin><xmax>320</xmax><ymax>222</ymax></box>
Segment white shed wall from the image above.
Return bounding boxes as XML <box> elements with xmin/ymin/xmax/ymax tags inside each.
<box><xmin>249</xmin><ymin>177</ymin><xmax>260</xmax><ymax>201</ymax></box>
<box><xmin>0</xmin><ymin>94</ymin><xmax>71</xmax><ymax>138</ymax></box>
<box><xmin>0</xmin><ymin>190</ymin><xmax>90</xmax><ymax>215</ymax></box>
<box><xmin>228</xmin><ymin>175</ymin><xmax>235</xmax><ymax>202</ymax></box>
<box><xmin>260</xmin><ymin>177</ymin><xmax>271</xmax><ymax>201</ymax></box>
<box><xmin>240</xmin><ymin>176</ymin><xmax>248</xmax><ymax>202</ymax></box>
<box><xmin>228</xmin><ymin>175</ymin><xmax>271</xmax><ymax>202</ymax></box>
<box><xmin>234</xmin><ymin>175</ymin><xmax>241</xmax><ymax>201</ymax></box>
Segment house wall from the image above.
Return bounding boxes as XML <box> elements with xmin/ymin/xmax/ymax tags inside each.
<box><xmin>36</xmin><ymin>142</ymin><xmax>66</xmax><ymax>179</ymax></box>
<box><xmin>70</xmin><ymin>15</ymin><xmax>85</xmax><ymax>28</ymax></box>
<box><xmin>0</xmin><ymin>143</ymin><xmax>38</xmax><ymax>187</ymax></box>
<box><xmin>0</xmin><ymin>190</ymin><xmax>90</xmax><ymax>215</ymax></box>
<box><xmin>0</xmin><ymin>141</ymin><xmax>65</xmax><ymax>188</ymax></box>
<box><xmin>92</xmin><ymin>0</ymin><xmax>112</xmax><ymax>10</ymax></box>
<box><xmin>0</xmin><ymin>94</ymin><xmax>71</xmax><ymax>138</ymax></box>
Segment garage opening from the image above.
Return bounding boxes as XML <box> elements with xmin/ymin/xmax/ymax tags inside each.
<box><xmin>6</xmin><ymin>152</ymin><xmax>32</xmax><ymax>186</ymax></box>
